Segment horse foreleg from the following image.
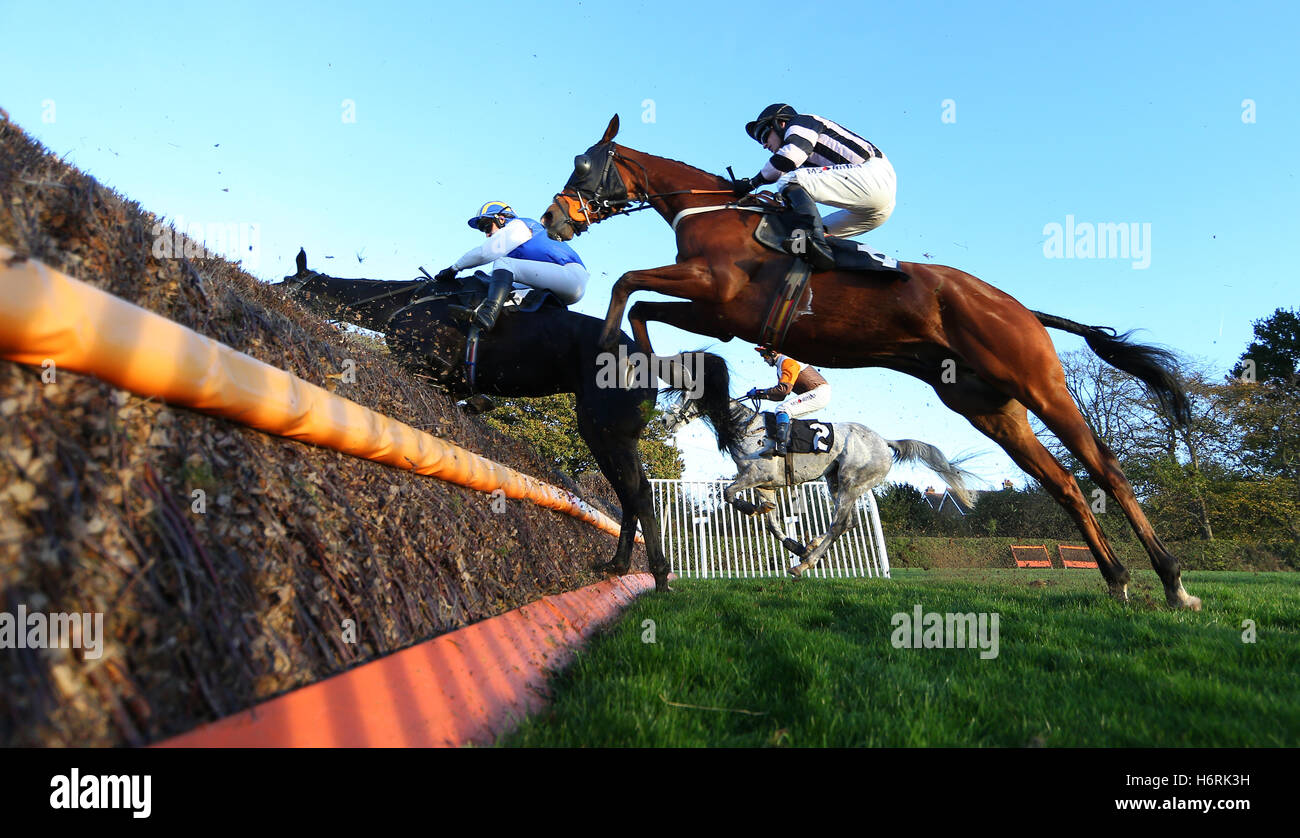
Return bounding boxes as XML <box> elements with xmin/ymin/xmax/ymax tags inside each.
<box><xmin>751</xmin><ymin>488</ymin><xmax>804</xmax><ymax>560</ymax></box>
<box><xmin>580</xmin><ymin>419</ymin><xmax>672</xmax><ymax>591</ymax></box>
<box><xmin>792</xmin><ymin>486</ymin><xmax>862</xmax><ymax>578</ymax></box>
<box><xmin>598</xmin><ymin>259</ymin><xmax>739</xmax><ymax>351</ymax></box>
<box><xmin>630</xmin><ymin>300</ymin><xmax>725</xmax><ymax>356</ymax></box>
<box><xmin>724</xmin><ymin>473</ymin><xmax>766</xmax><ymax>516</ymax></box>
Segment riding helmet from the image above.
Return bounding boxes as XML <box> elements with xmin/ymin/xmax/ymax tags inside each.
<box><xmin>746</xmin><ymin>104</ymin><xmax>797</xmax><ymax>143</ymax></box>
<box><xmin>466</xmin><ymin>200</ymin><xmax>517</xmax><ymax>229</ymax></box>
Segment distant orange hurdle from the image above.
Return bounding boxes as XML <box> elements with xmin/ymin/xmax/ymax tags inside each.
<box><xmin>1010</xmin><ymin>545</ymin><xmax>1052</xmax><ymax>568</ymax></box>
<box><xmin>1059</xmin><ymin>545</ymin><xmax>1099</xmax><ymax>568</ymax></box>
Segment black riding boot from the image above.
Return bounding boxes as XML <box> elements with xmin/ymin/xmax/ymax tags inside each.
<box><xmin>781</xmin><ymin>184</ymin><xmax>835</xmax><ymax>271</ymax></box>
<box><xmin>450</xmin><ymin>269</ymin><xmax>514</xmax><ymax>330</ymax></box>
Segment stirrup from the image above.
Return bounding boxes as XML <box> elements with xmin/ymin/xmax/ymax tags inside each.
<box><xmin>448</xmin><ymin>302</ymin><xmax>480</xmax><ymax>323</ymax></box>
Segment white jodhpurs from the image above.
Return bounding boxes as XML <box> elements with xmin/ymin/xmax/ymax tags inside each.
<box><xmin>774</xmin><ymin>157</ymin><xmax>897</xmax><ymax>238</ymax></box>
<box><xmin>777</xmin><ymin>384</ymin><xmax>831</xmax><ymax>419</ymax></box>
<box><xmin>491</xmin><ymin>257</ymin><xmax>588</xmax><ymax>305</ymax></box>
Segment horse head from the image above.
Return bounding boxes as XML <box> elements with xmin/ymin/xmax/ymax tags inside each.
<box><xmin>660</xmin><ymin>351</ymin><xmax>751</xmax><ymax>456</ymax></box>
<box><xmin>541</xmin><ymin>114</ymin><xmax>637</xmax><ymax>241</ymax></box>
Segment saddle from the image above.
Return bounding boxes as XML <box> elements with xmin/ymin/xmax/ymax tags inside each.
<box><xmin>747</xmin><ymin>206</ymin><xmax>907</xmax><ymax>353</ymax></box>
<box><xmin>394</xmin><ymin>270</ymin><xmax>565</xmax><ymax>402</ymax></box>
<box><xmin>761</xmin><ymin>413</ymin><xmax>835</xmax><ymax>455</ymax></box>
<box><xmin>436</xmin><ymin>270</ymin><xmax>564</xmax><ymax>315</ymax></box>
<box><xmin>753</xmin><ymin>211</ymin><xmax>907</xmax><ymax>276</ymax></box>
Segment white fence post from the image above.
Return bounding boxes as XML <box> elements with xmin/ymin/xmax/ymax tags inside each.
<box><xmin>648</xmin><ymin>479</ymin><xmax>891</xmax><ymax>580</ymax></box>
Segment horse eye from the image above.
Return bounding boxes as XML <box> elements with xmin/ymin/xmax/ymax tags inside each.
<box><xmin>573</xmin><ymin>154</ymin><xmax>592</xmax><ymax>177</ymax></box>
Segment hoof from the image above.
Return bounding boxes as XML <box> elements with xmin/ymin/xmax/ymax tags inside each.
<box><xmin>756</xmin><ymin>501</ymin><xmax>777</xmax><ymax>514</ymax></box>
<box><xmin>594</xmin><ymin>561</ymin><xmax>630</xmax><ymax>577</ymax></box>
<box><xmin>732</xmin><ymin>499</ymin><xmax>756</xmax><ymax>516</ymax></box>
<box><xmin>653</xmin><ymin>571</ymin><xmax>673</xmax><ymax>593</ymax></box>
<box><xmin>1167</xmin><ymin>586</ymin><xmax>1202</xmax><ymax>611</ymax></box>
<box><xmin>788</xmin><ymin>564</ymin><xmax>804</xmax><ymax>579</ymax></box>
<box><xmin>1108</xmin><ymin>582</ymin><xmax>1129</xmax><ymax>602</ymax></box>
<box><xmin>781</xmin><ymin>537</ymin><xmax>806</xmax><ymax>557</ymax></box>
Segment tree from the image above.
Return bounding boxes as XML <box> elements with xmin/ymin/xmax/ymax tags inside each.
<box><xmin>965</xmin><ymin>483</ymin><xmax>1077</xmax><ymax>539</ymax></box>
<box><xmin>1232</xmin><ymin>307</ymin><xmax>1300</xmax><ymax>383</ymax></box>
<box><xmin>1032</xmin><ymin>350</ymin><xmax>1232</xmax><ymax>539</ymax></box>
<box><xmin>1042</xmin><ymin>348</ymin><xmax>1151</xmax><ymax>473</ymax></box>
<box><xmin>1219</xmin><ymin>308</ymin><xmax>1300</xmax><ymax>539</ymax></box>
<box><xmin>875</xmin><ymin>482</ymin><xmax>938</xmax><ymax>535</ymax></box>
<box><xmin>483</xmin><ymin>393</ymin><xmax>683</xmax><ymax>482</ymax></box>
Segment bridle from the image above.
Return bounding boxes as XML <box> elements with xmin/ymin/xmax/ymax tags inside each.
<box><xmin>551</xmin><ymin>142</ymin><xmax>733</xmax><ymax>233</ymax></box>
<box><xmin>664</xmin><ymin>395</ymin><xmax>764</xmax><ymax>438</ymax></box>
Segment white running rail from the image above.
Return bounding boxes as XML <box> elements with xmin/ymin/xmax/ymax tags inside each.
<box><xmin>648</xmin><ymin>479</ymin><xmax>890</xmax><ymax>579</ymax></box>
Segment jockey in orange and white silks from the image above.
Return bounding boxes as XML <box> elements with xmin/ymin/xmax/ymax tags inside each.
<box><xmin>746</xmin><ymin>346</ymin><xmax>832</xmax><ymax>455</ymax></box>
<box><xmin>731</xmin><ymin>104</ymin><xmax>897</xmax><ymax>272</ymax></box>
<box><xmin>440</xmin><ymin>201</ymin><xmax>589</xmax><ymax>331</ymax></box>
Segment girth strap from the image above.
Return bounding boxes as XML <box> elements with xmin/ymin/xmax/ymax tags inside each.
<box><xmin>758</xmin><ymin>258</ymin><xmax>812</xmax><ymax>353</ymax></box>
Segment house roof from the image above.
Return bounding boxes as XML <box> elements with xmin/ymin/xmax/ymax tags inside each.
<box><xmin>923</xmin><ymin>488</ymin><xmax>987</xmax><ymax>516</ymax></box>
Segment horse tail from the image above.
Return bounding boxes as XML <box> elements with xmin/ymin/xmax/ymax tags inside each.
<box><xmin>1032</xmin><ymin>309</ymin><xmax>1191</xmax><ymax>426</ymax></box>
<box><xmin>887</xmin><ymin>439</ymin><xmax>976</xmax><ymax>509</ymax></box>
<box><xmin>662</xmin><ymin>350</ymin><xmax>746</xmax><ymax>455</ymax></box>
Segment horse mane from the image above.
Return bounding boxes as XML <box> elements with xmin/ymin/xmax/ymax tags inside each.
<box><xmin>663</xmin><ymin>351</ymin><xmax>746</xmax><ymax>456</ymax></box>
<box><xmin>615</xmin><ymin>145</ymin><xmax>732</xmax><ymax>191</ymax></box>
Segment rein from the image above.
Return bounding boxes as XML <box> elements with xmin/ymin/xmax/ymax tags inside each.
<box><xmin>563</xmin><ymin>144</ymin><xmax>736</xmax><ymax>227</ymax></box>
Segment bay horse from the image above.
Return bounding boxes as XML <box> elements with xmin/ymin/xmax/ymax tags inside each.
<box><xmin>541</xmin><ymin>115</ymin><xmax>1201</xmax><ymax>610</ymax></box>
<box><xmin>663</xmin><ymin>353</ymin><xmax>975</xmax><ymax>578</ymax></box>
<box><xmin>275</xmin><ymin>249</ymin><xmax>670</xmax><ymax>591</ymax></box>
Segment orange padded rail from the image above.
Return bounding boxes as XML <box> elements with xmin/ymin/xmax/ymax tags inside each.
<box><xmin>0</xmin><ymin>247</ymin><xmax>631</xmax><ymax>539</ymax></box>
<box><xmin>154</xmin><ymin>574</ymin><xmax>657</xmax><ymax>747</ymax></box>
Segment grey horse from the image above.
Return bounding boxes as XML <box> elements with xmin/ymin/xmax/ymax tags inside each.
<box><xmin>664</xmin><ymin>352</ymin><xmax>976</xmax><ymax>577</ymax></box>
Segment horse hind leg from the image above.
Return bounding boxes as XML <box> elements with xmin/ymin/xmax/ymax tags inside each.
<box><xmin>1027</xmin><ymin>394</ymin><xmax>1200</xmax><ymax>610</ymax></box>
<box><xmin>956</xmin><ymin>400</ymin><xmax>1135</xmax><ymax>600</ymax></box>
<box><xmin>947</xmin><ymin>313</ymin><xmax>1199</xmax><ymax>609</ymax></box>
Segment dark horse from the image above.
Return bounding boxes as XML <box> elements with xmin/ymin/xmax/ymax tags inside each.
<box><xmin>275</xmin><ymin>249</ymin><xmax>669</xmax><ymax>591</ymax></box>
<box><xmin>541</xmin><ymin>115</ymin><xmax>1200</xmax><ymax>610</ymax></box>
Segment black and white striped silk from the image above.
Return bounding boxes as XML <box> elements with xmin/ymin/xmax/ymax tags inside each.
<box><xmin>758</xmin><ymin>114</ymin><xmax>883</xmax><ymax>184</ymax></box>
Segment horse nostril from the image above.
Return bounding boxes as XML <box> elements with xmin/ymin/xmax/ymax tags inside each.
<box><xmin>541</xmin><ymin>211</ymin><xmax>552</xmax><ymax>226</ymax></box>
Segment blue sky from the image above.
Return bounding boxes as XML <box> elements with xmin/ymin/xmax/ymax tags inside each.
<box><xmin>2</xmin><ymin>0</ymin><xmax>1296</xmax><ymax>488</ymax></box>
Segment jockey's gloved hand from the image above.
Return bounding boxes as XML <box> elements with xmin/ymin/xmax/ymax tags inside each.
<box><xmin>730</xmin><ymin>177</ymin><xmax>756</xmax><ymax>198</ymax></box>
<box><xmin>745</xmin><ymin>387</ymin><xmax>762</xmax><ymax>399</ymax></box>
<box><xmin>434</xmin><ymin>266</ymin><xmax>457</xmax><ymax>282</ymax></box>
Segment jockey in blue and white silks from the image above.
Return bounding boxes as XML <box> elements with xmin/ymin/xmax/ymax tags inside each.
<box><xmin>440</xmin><ymin>201</ymin><xmax>589</xmax><ymax>331</ymax></box>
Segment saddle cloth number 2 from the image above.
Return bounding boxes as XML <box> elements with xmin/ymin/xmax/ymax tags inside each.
<box><xmin>808</xmin><ymin>422</ymin><xmax>831</xmax><ymax>453</ymax></box>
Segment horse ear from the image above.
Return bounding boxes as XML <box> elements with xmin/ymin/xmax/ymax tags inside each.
<box><xmin>600</xmin><ymin>114</ymin><xmax>620</xmax><ymax>144</ymax></box>
<box><xmin>296</xmin><ymin>247</ymin><xmax>308</xmax><ymax>274</ymax></box>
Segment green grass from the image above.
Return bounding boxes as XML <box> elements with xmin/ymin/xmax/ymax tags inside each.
<box><xmin>500</xmin><ymin>569</ymin><xmax>1300</xmax><ymax>747</ymax></box>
